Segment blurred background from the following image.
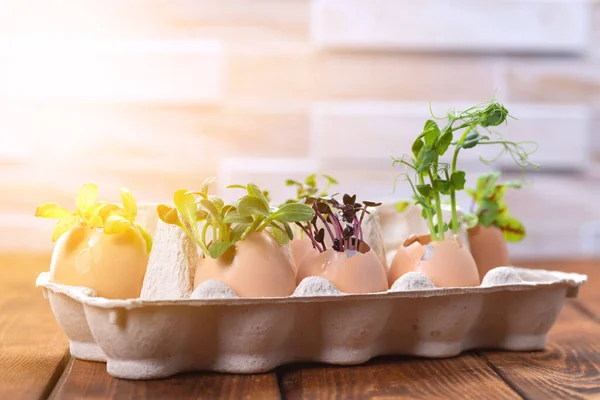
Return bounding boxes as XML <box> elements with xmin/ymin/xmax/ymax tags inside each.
<box><xmin>0</xmin><ymin>0</ymin><xmax>598</xmax><ymax>260</ymax></box>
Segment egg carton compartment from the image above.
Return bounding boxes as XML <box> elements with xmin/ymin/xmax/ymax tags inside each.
<box><xmin>36</xmin><ymin>266</ymin><xmax>586</xmax><ymax>379</ymax></box>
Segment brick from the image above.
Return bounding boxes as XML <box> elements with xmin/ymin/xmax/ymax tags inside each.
<box><xmin>0</xmin><ymin>40</ymin><xmax>222</xmax><ymax>102</ymax></box>
<box><xmin>225</xmin><ymin>46</ymin><xmax>315</xmax><ymax>101</ymax></box>
<box><xmin>0</xmin><ymin>0</ymin><xmax>310</xmax><ymax>44</ymax></box>
<box><xmin>505</xmin><ymin>60</ymin><xmax>600</xmax><ymax>104</ymax></box>
<box><xmin>315</xmin><ymin>53</ymin><xmax>498</xmax><ymax>101</ymax></box>
<box><xmin>312</xmin><ymin>0</ymin><xmax>591</xmax><ymax>53</ymax></box>
<box><xmin>311</xmin><ymin>102</ymin><xmax>592</xmax><ymax>171</ymax></box>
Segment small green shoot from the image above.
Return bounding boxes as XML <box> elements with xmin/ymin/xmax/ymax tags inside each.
<box><xmin>464</xmin><ymin>172</ymin><xmax>526</xmax><ymax>242</ymax></box>
<box><xmin>157</xmin><ymin>178</ymin><xmax>315</xmax><ymax>259</ymax></box>
<box><xmin>393</xmin><ymin>99</ymin><xmax>537</xmax><ymax>242</ymax></box>
<box><xmin>285</xmin><ymin>174</ymin><xmax>339</xmax><ymax>203</ymax></box>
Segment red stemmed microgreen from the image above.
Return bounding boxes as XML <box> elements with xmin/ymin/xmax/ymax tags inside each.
<box><xmin>296</xmin><ymin>194</ymin><xmax>381</xmax><ymax>253</ymax></box>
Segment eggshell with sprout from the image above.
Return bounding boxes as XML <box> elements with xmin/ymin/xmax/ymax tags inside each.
<box><xmin>50</xmin><ymin>226</ymin><xmax>149</xmax><ymax>299</ymax></box>
<box><xmin>193</xmin><ymin>230</ymin><xmax>296</xmax><ymax>297</ymax></box>
<box><xmin>297</xmin><ymin>247</ymin><xmax>388</xmax><ymax>294</ymax></box>
<box><xmin>389</xmin><ymin>235</ymin><xmax>480</xmax><ymax>288</ymax></box>
<box><xmin>468</xmin><ymin>224</ymin><xmax>511</xmax><ymax>278</ymax></box>
<box><xmin>290</xmin><ymin>236</ymin><xmax>317</xmax><ymax>274</ymax></box>
<box><xmin>387</xmin><ymin>234</ymin><xmax>429</xmax><ymax>287</ymax></box>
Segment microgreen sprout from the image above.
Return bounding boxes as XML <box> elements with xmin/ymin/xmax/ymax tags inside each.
<box><xmin>157</xmin><ymin>178</ymin><xmax>315</xmax><ymax>259</ymax></box>
<box><xmin>296</xmin><ymin>194</ymin><xmax>381</xmax><ymax>253</ymax></box>
<box><xmin>463</xmin><ymin>172</ymin><xmax>526</xmax><ymax>242</ymax></box>
<box><xmin>34</xmin><ymin>183</ymin><xmax>153</xmax><ymax>253</ymax></box>
<box><xmin>393</xmin><ymin>100</ymin><xmax>537</xmax><ymax>242</ymax></box>
<box><xmin>285</xmin><ymin>174</ymin><xmax>339</xmax><ymax>203</ymax></box>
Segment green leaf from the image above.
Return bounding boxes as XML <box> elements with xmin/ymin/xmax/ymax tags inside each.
<box><xmin>285</xmin><ymin>179</ymin><xmax>301</xmax><ymax>187</ymax></box>
<box><xmin>412</xmin><ymin>139</ymin><xmax>424</xmax><ymax>158</ymax></box>
<box><xmin>478</xmin><ymin>200</ymin><xmax>500</xmax><ymax>227</ymax></box>
<box><xmin>157</xmin><ymin>204</ymin><xmax>181</xmax><ymax>226</ymax></box>
<box><xmin>395</xmin><ymin>201</ymin><xmax>410</xmax><ymax>212</ymax></box>
<box><xmin>199</xmin><ymin>177</ymin><xmax>216</xmax><ymax>198</ymax></box>
<box><xmin>269</xmin><ymin>222</ymin><xmax>290</xmax><ymax>245</ymax></box>
<box><xmin>423</xmin><ymin>120</ymin><xmax>440</xmax><ymax>146</ymax></box>
<box><xmin>461</xmin><ymin>213</ymin><xmax>479</xmax><ymax>229</ymax></box>
<box><xmin>495</xmin><ymin>215</ymin><xmax>526</xmax><ymax>242</ymax></box>
<box><xmin>76</xmin><ymin>183</ymin><xmax>99</xmax><ymax>211</ymax></box>
<box><xmin>226</xmin><ymin>184</ymin><xmax>246</xmax><ymax>190</ymax></box>
<box><xmin>282</xmin><ymin>221</ymin><xmax>294</xmax><ymax>240</ymax></box>
<box><xmin>199</xmin><ymin>199</ymin><xmax>221</xmax><ymax>221</ymax></box>
<box><xmin>438</xmin><ymin>180</ymin><xmax>451</xmax><ymax>195</ymax></box>
<box><xmin>208</xmin><ymin>195</ymin><xmax>225</xmax><ymax>211</ymax></box>
<box><xmin>223</xmin><ymin>212</ymin><xmax>253</xmax><ymax>224</ymax></box>
<box><xmin>174</xmin><ymin>189</ymin><xmax>197</xmax><ymax>225</ymax></box>
<box><xmin>135</xmin><ymin>223</ymin><xmax>153</xmax><ymax>254</ymax></box>
<box><xmin>35</xmin><ymin>203</ymin><xmax>72</xmax><ymax>219</ymax></box>
<box><xmin>231</xmin><ymin>223</ymin><xmax>250</xmax><ymax>242</ymax></box>
<box><xmin>322</xmin><ymin>174</ymin><xmax>339</xmax><ymax>185</ymax></box>
<box><xmin>417</xmin><ymin>148</ymin><xmax>436</xmax><ymax>172</ymax></box>
<box><xmin>246</xmin><ymin>183</ymin><xmax>270</xmax><ymax>206</ymax></box>
<box><xmin>304</xmin><ymin>174</ymin><xmax>317</xmax><ymax>188</ymax></box>
<box><xmin>119</xmin><ymin>187</ymin><xmax>138</xmax><ymax>221</ymax></box>
<box><xmin>500</xmin><ymin>180</ymin><xmax>523</xmax><ymax>189</ymax></box>
<box><xmin>450</xmin><ymin>171</ymin><xmax>466</xmax><ymax>191</ymax></box>
<box><xmin>461</xmin><ymin>137</ymin><xmax>481</xmax><ymax>149</ymax></box>
<box><xmin>237</xmin><ymin>195</ymin><xmax>270</xmax><ymax>217</ymax></box>
<box><xmin>52</xmin><ymin>216</ymin><xmax>77</xmax><ymax>242</ymax></box>
<box><xmin>208</xmin><ymin>241</ymin><xmax>234</xmax><ymax>259</ymax></box>
<box><xmin>272</xmin><ymin>203</ymin><xmax>315</xmax><ymax>222</ymax></box>
<box><xmin>416</xmin><ymin>184</ymin><xmax>433</xmax><ymax>197</ymax></box>
<box><xmin>436</xmin><ymin>132</ymin><xmax>453</xmax><ymax>156</ymax></box>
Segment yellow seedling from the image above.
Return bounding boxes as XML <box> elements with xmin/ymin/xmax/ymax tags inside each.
<box><xmin>35</xmin><ymin>183</ymin><xmax>152</xmax><ymax>253</ymax></box>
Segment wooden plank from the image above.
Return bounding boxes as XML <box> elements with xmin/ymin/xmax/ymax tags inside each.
<box><xmin>279</xmin><ymin>355</ymin><xmax>519</xmax><ymax>399</ymax></box>
<box><xmin>50</xmin><ymin>359</ymin><xmax>281</xmax><ymax>400</ymax></box>
<box><xmin>0</xmin><ymin>253</ymin><xmax>70</xmax><ymax>399</ymax></box>
<box><xmin>311</xmin><ymin>0</ymin><xmax>590</xmax><ymax>53</ymax></box>
<box><xmin>481</xmin><ymin>302</ymin><xmax>600</xmax><ymax>399</ymax></box>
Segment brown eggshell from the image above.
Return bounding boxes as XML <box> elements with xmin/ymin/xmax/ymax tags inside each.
<box><xmin>387</xmin><ymin>238</ymin><xmax>427</xmax><ymax>287</ymax></box>
<box><xmin>290</xmin><ymin>237</ymin><xmax>317</xmax><ymax>274</ymax></box>
<box><xmin>50</xmin><ymin>226</ymin><xmax>149</xmax><ymax>299</ymax></box>
<box><xmin>389</xmin><ymin>235</ymin><xmax>480</xmax><ymax>288</ymax></box>
<box><xmin>419</xmin><ymin>236</ymin><xmax>480</xmax><ymax>287</ymax></box>
<box><xmin>297</xmin><ymin>248</ymin><xmax>388</xmax><ymax>294</ymax></box>
<box><xmin>193</xmin><ymin>230</ymin><xmax>296</xmax><ymax>297</ymax></box>
<box><xmin>468</xmin><ymin>224</ymin><xmax>511</xmax><ymax>279</ymax></box>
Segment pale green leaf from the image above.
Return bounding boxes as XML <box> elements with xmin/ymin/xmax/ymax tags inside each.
<box><xmin>35</xmin><ymin>203</ymin><xmax>72</xmax><ymax>219</ymax></box>
<box><xmin>76</xmin><ymin>183</ymin><xmax>99</xmax><ymax>211</ymax></box>
<box><xmin>271</xmin><ymin>203</ymin><xmax>314</xmax><ymax>222</ymax></box>
<box><xmin>119</xmin><ymin>187</ymin><xmax>138</xmax><ymax>221</ymax></box>
<box><xmin>104</xmin><ymin>215</ymin><xmax>132</xmax><ymax>234</ymax></box>
<box><xmin>135</xmin><ymin>223</ymin><xmax>153</xmax><ymax>253</ymax></box>
<box><xmin>52</xmin><ymin>216</ymin><xmax>77</xmax><ymax>242</ymax></box>
<box><xmin>237</xmin><ymin>195</ymin><xmax>269</xmax><ymax>217</ymax></box>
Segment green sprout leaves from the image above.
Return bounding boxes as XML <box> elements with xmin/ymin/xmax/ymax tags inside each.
<box><xmin>393</xmin><ymin>99</ymin><xmax>536</xmax><ymax>242</ymax></box>
<box><xmin>158</xmin><ymin>178</ymin><xmax>315</xmax><ymax>259</ymax></box>
<box><xmin>285</xmin><ymin>174</ymin><xmax>339</xmax><ymax>203</ymax></box>
<box><xmin>466</xmin><ymin>171</ymin><xmax>526</xmax><ymax>242</ymax></box>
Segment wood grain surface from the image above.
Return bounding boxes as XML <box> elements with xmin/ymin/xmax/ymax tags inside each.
<box><xmin>2</xmin><ymin>256</ymin><xmax>600</xmax><ymax>399</ymax></box>
<box><xmin>49</xmin><ymin>359</ymin><xmax>281</xmax><ymax>400</ymax></box>
<box><xmin>0</xmin><ymin>253</ymin><xmax>69</xmax><ymax>400</ymax></box>
<box><xmin>279</xmin><ymin>354</ymin><xmax>520</xmax><ymax>400</ymax></box>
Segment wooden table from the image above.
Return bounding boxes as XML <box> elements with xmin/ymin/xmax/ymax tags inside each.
<box><xmin>2</xmin><ymin>254</ymin><xmax>600</xmax><ymax>400</ymax></box>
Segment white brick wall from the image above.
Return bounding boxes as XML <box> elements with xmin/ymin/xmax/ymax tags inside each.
<box><xmin>312</xmin><ymin>0</ymin><xmax>591</xmax><ymax>53</ymax></box>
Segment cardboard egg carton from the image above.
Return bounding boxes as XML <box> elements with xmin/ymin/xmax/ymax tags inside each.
<box><xmin>35</xmin><ymin>203</ymin><xmax>587</xmax><ymax>379</ymax></box>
